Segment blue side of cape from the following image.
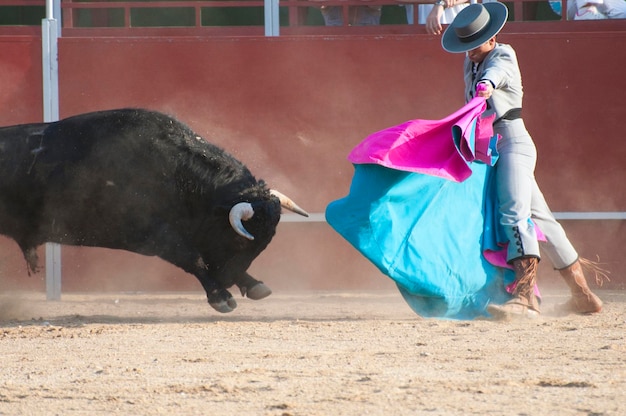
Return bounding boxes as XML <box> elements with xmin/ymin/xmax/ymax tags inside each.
<box><xmin>325</xmin><ymin>162</ymin><xmax>514</xmax><ymax>319</ymax></box>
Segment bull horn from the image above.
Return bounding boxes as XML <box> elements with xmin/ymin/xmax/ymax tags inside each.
<box><xmin>270</xmin><ymin>190</ymin><xmax>309</xmax><ymax>217</ymax></box>
<box><xmin>229</xmin><ymin>202</ymin><xmax>255</xmax><ymax>240</ymax></box>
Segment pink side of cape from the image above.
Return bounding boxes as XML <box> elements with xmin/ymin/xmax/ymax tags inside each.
<box><xmin>347</xmin><ymin>98</ymin><xmax>493</xmax><ymax>183</ymax></box>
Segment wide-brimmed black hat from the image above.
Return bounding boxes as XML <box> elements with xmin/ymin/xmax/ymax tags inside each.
<box><xmin>442</xmin><ymin>2</ymin><xmax>508</xmax><ymax>53</ymax></box>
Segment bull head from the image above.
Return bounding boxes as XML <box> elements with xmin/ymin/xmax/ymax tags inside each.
<box><xmin>229</xmin><ymin>190</ymin><xmax>308</xmax><ymax>240</ymax></box>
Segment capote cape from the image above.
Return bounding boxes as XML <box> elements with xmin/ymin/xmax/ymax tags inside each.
<box><xmin>325</xmin><ymin>98</ymin><xmax>517</xmax><ymax>319</ymax></box>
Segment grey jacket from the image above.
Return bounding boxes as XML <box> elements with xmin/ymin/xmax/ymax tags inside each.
<box><xmin>463</xmin><ymin>43</ymin><xmax>523</xmax><ymax>121</ymax></box>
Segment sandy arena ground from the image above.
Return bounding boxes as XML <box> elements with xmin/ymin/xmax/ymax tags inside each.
<box><xmin>0</xmin><ymin>289</ymin><xmax>624</xmax><ymax>416</ymax></box>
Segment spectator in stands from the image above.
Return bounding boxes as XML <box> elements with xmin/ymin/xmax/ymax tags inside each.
<box><xmin>404</xmin><ymin>0</ymin><xmax>470</xmax><ymax>32</ymax></box>
<box><xmin>555</xmin><ymin>0</ymin><xmax>626</xmax><ymax>19</ymax></box>
<box><xmin>440</xmin><ymin>2</ymin><xmax>606</xmax><ymax>319</ymax></box>
<box><xmin>319</xmin><ymin>3</ymin><xmax>382</xmax><ymax>26</ymax></box>
<box><xmin>422</xmin><ymin>0</ymin><xmax>576</xmax><ymax>30</ymax></box>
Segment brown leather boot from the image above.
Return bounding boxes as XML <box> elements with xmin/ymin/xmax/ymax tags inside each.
<box><xmin>487</xmin><ymin>257</ymin><xmax>540</xmax><ymax>320</ymax></box>
<box><xmin>557</xmin><ymin>259</ymin><xmax>604</xmax><ymax>314</ymax></box>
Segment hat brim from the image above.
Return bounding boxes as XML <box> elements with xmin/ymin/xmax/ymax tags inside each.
<box><xmin>441</xmin><ymin>3</ymin><xmax>508</xmax><ymax>53</ymax></box>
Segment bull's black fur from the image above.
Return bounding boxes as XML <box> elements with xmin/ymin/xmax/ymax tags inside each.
<box><xmin>0</xmin><ymin>108</ymin><xmax>286</xmax><ymax>312</ymax></box>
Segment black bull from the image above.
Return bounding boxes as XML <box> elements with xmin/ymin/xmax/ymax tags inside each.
<box><xmin>0</xmin><ymin>108</ymin><xmax>308</xmax><ymax>312</ymax></box>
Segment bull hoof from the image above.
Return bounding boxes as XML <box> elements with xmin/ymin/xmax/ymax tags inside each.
<box><xmin>210</xmin><ymin>297</ymin><xmax>237</xmax><ymax>313</ymax></box>
<box><xmin>208</xmin><ymin>290</ymin><xmax>237</xmax><ymax>313</ymax></box>
<box><xmin>245</xmin><ymin>283</ymin><xmax>272</xmax><ymax>300</ymax></box>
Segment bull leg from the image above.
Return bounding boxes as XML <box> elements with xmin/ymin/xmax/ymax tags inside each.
<box><xmin>236</xmin><ymin>272</ymin><xmax>272</xmax><ymax>300</ymax></box>
<box><xmin>144</xmin><ymin>227</ymin><xmax>238</xmax><ymax>313</ymax></box>
<box><xmin>153</xmin><ymin>245</ymin><xmax>237</xmax><ymax>313</ymax></box>
<box><xmin>188</xmin><ymin>257</ymin><xmax>238</xmax><ymax>313</ymax></box>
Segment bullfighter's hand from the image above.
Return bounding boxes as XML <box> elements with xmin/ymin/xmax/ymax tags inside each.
<box><xmin>476</xmin><ymin>81</ymin><xmax>493</xmax><ymax>99</ymax></box>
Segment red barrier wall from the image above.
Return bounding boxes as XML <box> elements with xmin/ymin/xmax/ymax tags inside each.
<box><xmin>0</xmin><ymin>30</ymin><xmax>624</xmax><ymax>293</ymax></box>
<box><xmin>0</xmin><ymin>35</ymin><xmax>43</xmax><ymax>124</ymax></box>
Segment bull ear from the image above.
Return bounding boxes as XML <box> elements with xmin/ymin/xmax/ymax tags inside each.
<box><xmin>270</xmin><ymin>190</ymin><xmax>309</xmax><ymax>217</ymax></box>
<box><xmin>229</xmin><ymin>202</ymin><xmax>255</xmax><ymax>240</ymax></box>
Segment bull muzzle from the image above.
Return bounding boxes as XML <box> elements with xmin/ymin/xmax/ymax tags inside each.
<box><xmin>229</xmin><ymin>190</ymin><xmax>309</xmax><ymax>241</ymax></box>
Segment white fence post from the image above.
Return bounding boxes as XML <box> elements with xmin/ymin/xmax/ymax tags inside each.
<box><xmin>42</xmin><ymin>0</ymin><xmax>62</xmax><ymax>301</ymax></box>
<box><xmin>264</xmin><ymin>0</ymin><xmax>280</xmax><ymax>36</ymax></box>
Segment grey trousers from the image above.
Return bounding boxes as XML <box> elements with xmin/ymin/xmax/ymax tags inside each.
<box><xmin>493</xmin><ymin>119</ymin><xmax>578</xmax><ymax>269</ymax></box>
